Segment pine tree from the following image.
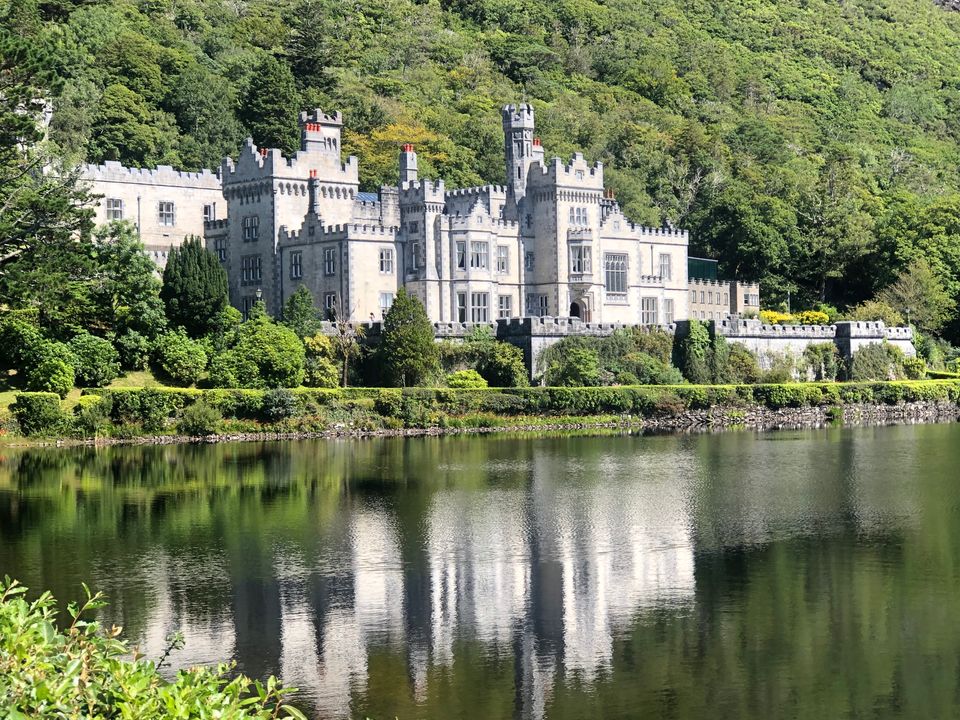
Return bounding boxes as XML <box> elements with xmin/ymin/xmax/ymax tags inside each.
<box><xmin>237</xmin><ymin>56</ymin><xmax>300</xmax><ymax>156</ymax></box>
<box><xmin>379</xmin><ymin>288</ymin><xmax>439</xmax><ymax>387</ymax></box>
<box><xmin>160</xmin><ymin>235</ymin><xmax>228</xmax><ymax>338</ymax></box>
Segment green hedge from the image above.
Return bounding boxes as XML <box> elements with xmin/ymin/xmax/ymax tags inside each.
<box><xmin>59</xmin><ymin>380</ymin><xmax>960</xmax><ymax>437</ymax></box>
<box><xmin>8</xmin><ymin>381</ymin><xmax>956</xmax><ymax>437</ymax></box>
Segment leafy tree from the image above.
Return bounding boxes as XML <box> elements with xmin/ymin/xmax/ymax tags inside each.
<box><xmin>238</xmin><ymin>56</ymin><xmax>300</xmax><ymax>155</ymax></box>
<box><xmin>877</xmin><ymin>259</ymin><xmax>956</xmax><ymax>334</ymax></box>
<box><xmin>210</xmin><ymin>314</ymin><xmax>305</xmax><ymax>388</ymax></box>
<box><xmin>544</xmin><ymin>344</ymin><xmax>601</xmax><ymax>387</ymax></box>
<box><xmin>379</xmin><ymin>288</ymin><xmax>439</xmax><ymax>387</ymax></box>
<box><xmin>844</xmin><ymin>301</ymin><xmax>905</xmax><ymax>327</ymax></box>
<box><xmin>68</xmin><ymin>332</ymin><xmax>120</xmax><ymax>387</ymax></box>
<box><xmin>676</xmin><ymin>320</ymin><xmax>712</xmax><ymax>384</ymax></box>
<box><xmin>303</xmin><ymin>333</ymin><xmax>339</xmax><ymax>388</ymax></box>
<box><xmin>151</xmin><ymin>329</ymin><xmax>208</xmax><ymax>386</ymax></box>
<box><xmin>89</xmin><ymin>223</ymin><xmax>167</xmax><ymax>340</ymax></box>
<box><xmin>87</xmin><ymin>84</ymin><xmax>168</xmax><ymax>166</ymax></box>
<box><xmin>282</xmin><ymin>285</ymin><xmax>322</xmax><ymax>338</ymax></box>
<box><xmin>160</xmin><ymin>236</ymin><xmax>228</xmax><ymax>338</ymax></box>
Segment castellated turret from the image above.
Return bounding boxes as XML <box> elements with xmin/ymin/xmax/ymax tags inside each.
<box><xmin>399</xmin><ymin>144</ymin><xmax>418</xmax><ymax>183</ymax></box>
<box><xmin>299</xmin><ymin>109</ymin><xmax>343</xmax><ymax>162</ymax></box>
<box><xmin>502</xmin><ymin>103</ymin><xmax>536</xmax><ymax>204</ymax></box>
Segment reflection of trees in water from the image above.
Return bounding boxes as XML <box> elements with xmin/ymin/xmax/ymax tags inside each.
<box><xmin>3</xmin><ymin>427</ymin><xmax>960</xmax><ymax>718</ymax></box>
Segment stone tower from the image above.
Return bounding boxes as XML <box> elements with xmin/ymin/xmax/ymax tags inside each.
<box><xmin>502</xmin><ymin>103</ymin><xmax>536</xmax><ymax>206</ymax></box>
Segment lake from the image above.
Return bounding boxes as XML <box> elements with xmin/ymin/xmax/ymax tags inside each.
<box><xmin>2</xmin><ymin>424</ymin><xmax>959</xmax><ymax>719</ymax></box>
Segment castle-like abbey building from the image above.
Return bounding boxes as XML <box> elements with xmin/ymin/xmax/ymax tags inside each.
<box><xmin>204</xmin><ymin>104</ymin><xmax>757</xmax><ymax>323</ymax></box>
<box><xmin>81</xmin><ymin>103</ymin><xmax>758</xmax><ymax>323</ymax></box>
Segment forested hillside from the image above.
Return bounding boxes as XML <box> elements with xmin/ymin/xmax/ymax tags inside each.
<box><xmin>9</xmin><ymin>0</ymin><xmax>960</xmax><ymax>325</ymax></box>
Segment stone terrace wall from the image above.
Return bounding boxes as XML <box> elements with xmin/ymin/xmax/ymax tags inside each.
<box><xmin>318</xmin><ymin>316</ymin><xmax>915</xmax><ymax>379</ymax></box>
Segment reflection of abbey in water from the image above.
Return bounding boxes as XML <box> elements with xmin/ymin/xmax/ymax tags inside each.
<box><xmin>263</xmin><ymin>457</ymin><xmax>695</xmax><ymax>719</ymax></box>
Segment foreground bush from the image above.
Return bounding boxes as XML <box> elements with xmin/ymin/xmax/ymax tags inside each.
<box><xmin>0</xmin><ymin>578</ymin><xmax>305</xmax><ymax>719</ymax></box>
<box><xmin>152</xmin><ymin>330</ymin><xmax>208</xmax><ymax>386</ymax></box>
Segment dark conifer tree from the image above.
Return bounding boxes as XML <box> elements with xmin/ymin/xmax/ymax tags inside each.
<box><xmin>160</xmin><ymin>235</ymin><xmax>228</xmax><ymax>338</ymax></box>
<box><xmin>237</xmin><ymin>56</ymin><xmax>300</xmax><ymax>156</ymax></box>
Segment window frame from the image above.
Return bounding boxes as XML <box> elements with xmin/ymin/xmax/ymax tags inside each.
<box><xmin>323</xmin><ymin>247</ymin><xmax>336</xmax><ymax>276</ymax></box>
<box><xmin>158</xmin><ymin>201</ymin><xmax>175</xmax><ymax>227</ymax></box>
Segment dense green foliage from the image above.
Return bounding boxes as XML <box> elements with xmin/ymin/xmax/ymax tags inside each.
<box><xmin>0</xmin><ymin>578</ymin><xmax>305</xmax><ymax>718</ymax></box>
<box><xmin>14</xmin><ymin>0</ymin><xmax>960</xmax><ymax>334</ymax></box>
<box><xmin>68</xmin><ymin>332</ymin><xmax>121</xmax><ymax>387</ymax></box>
<box><xmin>11</xmin><ymin>379</ymin><xmax>960</xmax><ymax>436</ymax></box>
<box><xmin>380</xmin><ymin>289</ymin><xmax>440</xmax><ymax>387</ymax></box>
<box><xmin>151</xmin><ymin>329</ymin><xmax>208</xmax><ymax>386</ymax></box>
<box><xmin>160</xmin><ymin>236</ymin><xmax>229</xmax><ymax>338</ymax></box>
<box><xmin>210</xmin><ymin>309</ymin><xmax>306</xmax><ymax>388</ymax></box>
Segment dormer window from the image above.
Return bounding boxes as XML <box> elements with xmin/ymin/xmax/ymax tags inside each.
<box><xmin>576</xmin><ymin>170</ymin><xmax>584</xmax><ymax>180</ymax></box>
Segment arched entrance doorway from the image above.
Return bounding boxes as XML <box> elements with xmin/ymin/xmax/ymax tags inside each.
<box><xmin>570</xmin><ymin>301</ymin><xmax>582</xmax><ymax>319</ymax></box>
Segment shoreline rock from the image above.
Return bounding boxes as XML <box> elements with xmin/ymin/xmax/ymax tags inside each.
<box><xmin>5</xmin><ymin>400</ymin><xmax>958</xmax><ymax>449</ymax></box>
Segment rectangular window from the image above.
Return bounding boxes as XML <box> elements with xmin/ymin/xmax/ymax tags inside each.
<box><xmin>290</xmin><ymin>251</ymin><xmax>302</xmax><ymax>279</ymax></box>
<box><xmin>690</xmin><ymin>289</ymin><xmax>697</xmax><ymax>304</ymax></box>
<box><xmin>323</xmin><ymin>292</ymin><xmax>337</xmax><ymax>315</ymax></box>
<box><xmin>658</xmin><ymin>253</ymin><xmax>672</xmax><ymax>280</ymax></box>
<box><xmin>604</xmin><ymin>253</ymin><xmax>627</xmax><ymax>295</ymax></box>
<box><xmin>498</xmin><ymin>295</ymin><xmax>512</xmax><ymax>318</ymax></box>
<box><xmin>241</xmin><ymin>296</ymin><xmax>256</xmax><ymax>320</ymax></box>
<box><xmin>407</xmin><ymin>220</ymin><xmax>418</xmax><ymax>233</ymax></box>
<box><xmin>456</xmin><ymin>292</ymin><xmax>467</xmax><ymax>323</ymax></box>
<box><xmin>379</xmin><ymin>248</ymin><xmax>393</xmax><ymax>273</ymax></box>
<box><xmin>214</xmin><ymin>237</ymin><xmax>226</xmax><ymax>263</ymax></box>
<box><xmin>708</xmin><ymin>291</ymin><xmax>714</xmax><ymax>304</ymax></box>
<box><xmin>496</xmin><ymin>245</ymin><xmax>509</xmax><ymax>274</ymax></box>
<box><xmin>470</xmin><ymin>292</ymin><xmax>489</xmax><ymax>322</ymax></box>
<box><xmin>570</xmin><ymin>246</ymin><xmax>592</xmax><ymax>274</ymax></box>
<box><xmin>324</xmin><ymin>247</ymin><xmax>336</xmax><ymax>275</ymax></box>
<box><xmin>242</xmin><ymin>215</ymin><xmax>259</xmax><ymax>242</ymax></box>
<box><xmin>524</xmin><ymin>252</ymin><xmax>534</xmax><ymax>271</ymax></box>
<box><xmin>723</xmin><ymin>292</ymin><xmax>729</xmax><ymax>306</ymax></box>
<box><xmin>470</xmin><ymin>241</ymin><xmax>489</xmax><ymax>270</ymax></box>
<box><xmin>106</xmin><ymin>198</ymin><xmax>124</xmax><ymax>221</ymax></box>
<box><xmin>411</xmin><ymin>242</ymin><xmax>420</xmax><ymax>270</ymax></box>
<box><xmin>158</xmin><ymin>201</ymin><xmax>175</xmax><ymax>227</ymax></box>
<box><xmin>700</xmin><ymin>291</ymin><xmax>705</xmax><ymax>303</ymax></box>
<box><xmin>241</xmin><ymin>255</ymin><xmax>262</xmax><ymax>283</ymax></box>
<box><xmin>203</xmin><ymin>203</ymin><xmax>216</xmax><ymax>222</ymax></box>
<box><xmin>641</xmin><ymin>297</ymin><xmax>658</xmax><ymax>325</ymax></box>
<box><xmin>526</xmin><ymin>294</ymin><xmax>548</xmax><ymax>317</ymax></box>
<box><xmin>379</xmin><ymin>292</ymin><xmax>394</xmax><ymax>317</ymax></box>
<box><xmin>663</xmin><ymin>298</ymin><xmax>674</xmax><ymax>324</ymax></box>
<box><xmin>456</xmin><ymin>241</ymin><xmax>466</xmax><ymax>270</ymax></box>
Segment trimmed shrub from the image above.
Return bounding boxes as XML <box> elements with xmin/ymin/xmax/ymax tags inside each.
<box><xmin>73</xmin><ymin>394</ymin><xmax>112</xmax><ymax>436</ymax></box>
<box><xmin>803</xmin><ymin>343</ymin><xmax>840</xmax><ymax>381</ymax></box>
<box><xmin>26</xmin><ymin>357</ymin><xmax>75</xmax><ymax>398</ymax></box>
<box><xmin>904</xmin><ymin>357</ymin><xmax>927</xmax><ymax>380</ymax></box>
<box><xmin>795</xmin><ymin>310</ymin><xmax>830</xmax><ymax>325</ymax></box>
<box><xmin>544</xmin><ymin>345</ymin><xmax>601</xmax><ymax>386</ymax></box>
<box><xmin>69</xmin><ymin>333</ymin><xmax>120</xmax><ymax>387</ymax></box>
<box><xmin>12</xmin><ymin>393</ymin><xmax>66</xmax><ymax>435</ymax></box>
<box><xmin>447</xmin><ymin>369</ymin><xmax>488</xmax><ymax>388</ymax></box>
<box><xmin>262</xmin><ymin>388</ymin><xmax>300</xmax><ymax>422</ymax></box>
<box><xmin>152</xmin><ymin>330</ymin><xmax>208</xmax><ymax>386</ymax></box>
<box><xmin>728</xmin><ymin>344</ymin><xmax>762</xmax><ymax>384</ymax></box>
<box><xmin>115</xmin><ymin>330</ymin><xmax>152</xmax><ymax>370</ymax></box>
<box><xmin>0</xmin><ymin>311</ymin><xmax>44</xmax><ymax>369</ymax></box>
<box><xmin>177</xmin><ymin>401</ymin><xmax>223</xmax><ymax>436</ymax></box>
<box><xmin>849</xmin><ymin>343</ymin><xmax>906</xmax><ymax>381</ymax></box>
<box><xmin>675</xmin><ymin>320</ymin><xmax>712</xmax><ymax>384</ymax></box>
<box><xmin>476</xmin><ymin>342</ymin><xmax>529</xmax><ymax>388</ymax></box>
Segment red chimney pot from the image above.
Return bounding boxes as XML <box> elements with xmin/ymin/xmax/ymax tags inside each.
<box><xmin>402</xmin><ymin>143</ymin><xmax>414</xmax><ymax>152</ymax></box>
<box><xmin>309</xmin><ymin>169</ymin><xmax>317</xmax><ymax>178</ymax></box>
<box><xmin>533</xmin><ymin>137</ymin><xmax>542</xmax><ymax>146</ymax></box>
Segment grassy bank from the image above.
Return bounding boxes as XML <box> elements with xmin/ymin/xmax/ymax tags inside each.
<box><xmin>5</xmin><ymin>380</ymin><xmax>960</xmax><ymax>441</ymax></box>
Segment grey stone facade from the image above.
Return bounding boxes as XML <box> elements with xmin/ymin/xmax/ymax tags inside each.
<box><xmin>207</xmin><ymin>103</ymin><xmax>695</xmax><ymax>325</ymax></box>
<box><xmin>79</xmin><ymin>161</ymin><xmax>222</xmax><ymax>268</ymax></box>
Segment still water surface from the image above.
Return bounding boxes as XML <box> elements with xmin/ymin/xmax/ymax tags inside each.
<box><xmin>1</xmin><ymin>425</ymin><xmax>959</xmax><ymax>719</ymax></box>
